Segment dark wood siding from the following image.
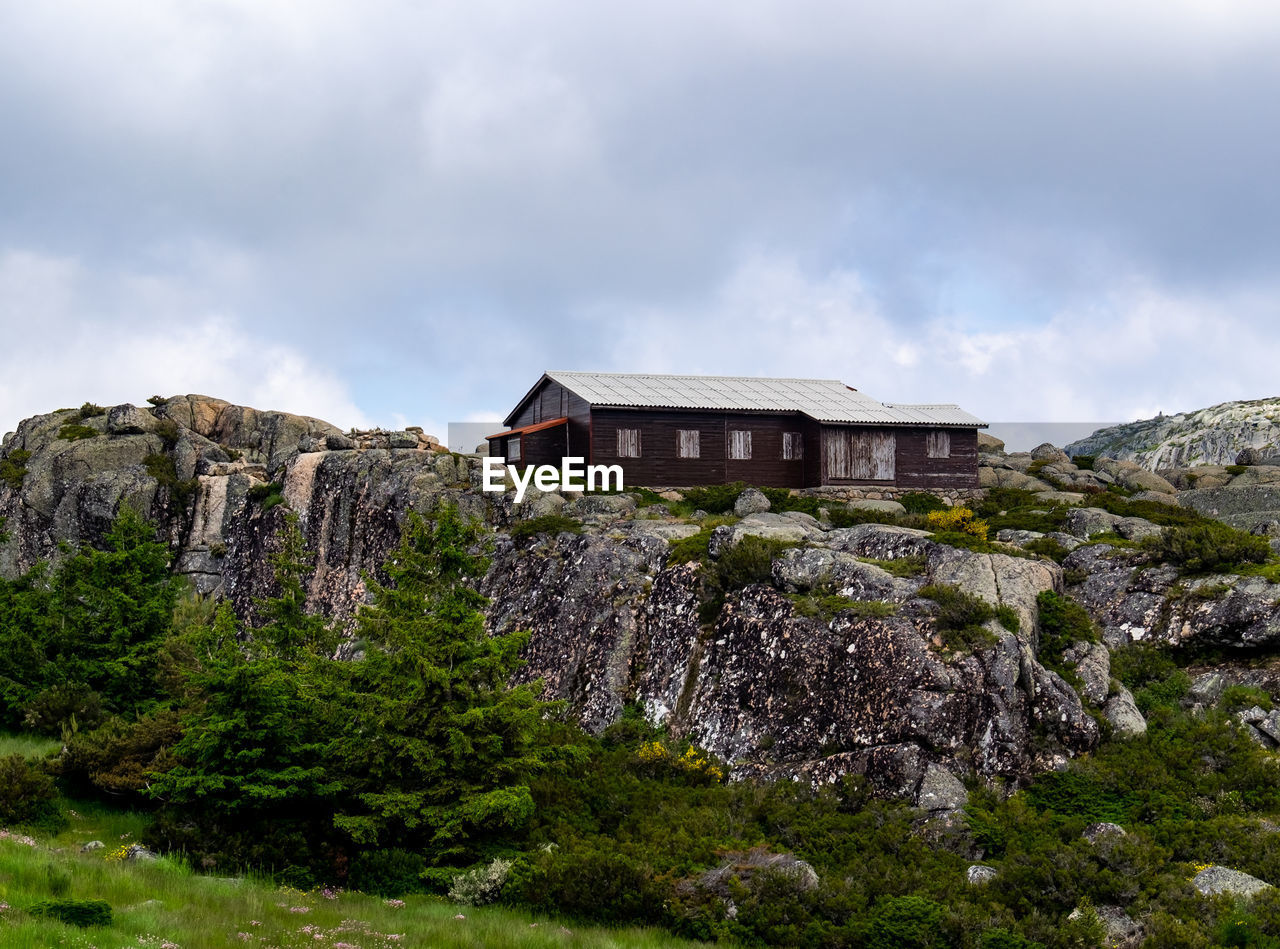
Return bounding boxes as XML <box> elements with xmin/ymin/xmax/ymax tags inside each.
<box><xmin>892</xmin><ymin>427</ymin><xmax>979</xmax><ymax>489</ymax></box>
<box><xmin>509</xmin><ymin>379</ymin><xmax>591</xmax><ymax>460</ymax></box>
<box><xmin>590</xmin><ymin>409</ymin><xmax>809</xmax><ymax>488</ymax></box>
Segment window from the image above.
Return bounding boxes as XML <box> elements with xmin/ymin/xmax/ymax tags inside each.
<box><xmin>677</xmin><ymin>429</ymin><xmax>700</xmax><ymax>459</ymax></box>
<box><xmin>782</xmin><ymin>432</ymin><xmax>803</xmax><ymax>460</ymax></box>
<box><xmin>728</xmin><ymin>429</ymin><xmax>752</xmax><ymax>460</ymax></box>
<box><xmin>926</xmin><ymin>430</ymin><xmax>951</xmax><ymax>459</ymax></box>
<box><xmin>508</xmin><ymin>435</ymin><xmax>521</xmax><ymax>462</ymax></box>
<box><xmin>617</xmin><ymin>428</ymin><xmax>641</xmax><ymax>458</ymax></box>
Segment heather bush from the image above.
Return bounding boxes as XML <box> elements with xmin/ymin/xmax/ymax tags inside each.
<box><xmin>449</xmin><ymin>857</ymin><xmax>514</xmax><ymax>905</ymax></box>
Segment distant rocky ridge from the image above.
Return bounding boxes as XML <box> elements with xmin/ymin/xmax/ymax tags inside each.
<box><xmin>1066</xmin><ymin>397</ymin><xmax>1280</xmax><ymax>469</ymax></box>
<box><xmin>2</xmin><ymin>394</ymin><xmax>1280</xmax><ymax>813</ymax></box>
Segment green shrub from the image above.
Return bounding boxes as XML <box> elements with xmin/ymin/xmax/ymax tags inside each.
<box><xmin>715</xmin><ymin>535</ymin><xmax>791</xmax><ymax>592</ymax></box>
<box><xmin>980</xmin><ymin>929</ymin><xmax>1046</xmax><ymax>949</ymax></box>
<box><xmin>760</xmin><ymin>487</ymin><xmax>823</xmax><ymax>517</ymax></box>
<box><xmin>995</xmin><ymin>604</ymin><xmax>1020</xmax><ymax>633</ymax></box>
<box><xmin>1071</xmin><ymin>455</ymin><xmax>1096</xmax><ymax>470</ymax></box>
<box><xmin>57</xmin><ymin>423</ymin><xmax>99</xmax><ymax>441</ymax></box>
<box><xmin>247</xmin><ymin>481</ymin><xmax>285</xmax><ymax>510</ymax></box>
<box><xmin>28</xmin><ymin>899</ymin><xmax>113</xmax><ymax>928</ymax></box>
<box><xmin>1022</xmin><ymin>770</ymin><xmax>1131</xmax><ymax>823</ymax></box>
<box><xmin>683</xmin><ymin>482</ymin><xmax>746</xmax><ymax>514</ymax></box>
<box><xmin>0</xmin><ymin>448</ymin><xmax>32</xmax><ymax>490</ymax></box>
<box><xmin>146</xmin><ymin>395</ymin><xmax>166</xmax><ymax>406</ymax></box>
<box><xmin>1142</xmin><ymin>522</ymin><xmax>1271</xmax><ymax>574</ymax></box>
<box><xmin>1134</xmin><ymin>670</ymin><xmax>1191</xmax><ymax>715</ymax></box>
<box><xmin>667</xmin><ymin>527</ymin><xmax>714</xmax><ymax>565</ymax></box>
<box><xmin>975</xmin><ymin>488</ymin><xmax>1071</xmax><ymax>534</ymax></box>
<box><xmin>74</xmin><ymin>402</ymin><xmax>105</xmax><ymax>421</ymax></box>
<box><xmin>1036</xmin><ymin>591</ymin><xmax>1098</xmax><ymax>669</ymax></box>
<box><xmin>1227</xmin><ymin>464</ymin><xmax>1249</xmax><ymax>476</ymax></box>
<box><xmin>510</xmin><ymin>514</ymin><xmax>583</xmax><ymax>541</ymax></box>
<box><xmin>154</xmin><ymin>416</ymin><xmax>181</xmax><ymax>449</ymax></box>
<box><xmin>1089</xmin><ymin>490</ymin><xmax>1206</xmax><ymax>527</ymax></box>
<box><xmin>900</xmin><ymin>491</ymin><xmax>948</xmax><ymax>515</ymax></box>
<box><xmin>1220</xmin><ymin>685</ymin><xmax>1274</xmax><ymax>714</ymax></box>
<box><xmin>143</xmin><ymin>453</ymin><xmax>199</xmax><ymax>506</ymax></box>
<box><xmin>1023</xmin><ymin>536</ymin><xmax>1072</xmax><ymax>563</ymax></box>
<box><xmin>0</xmin><ymin>753</ymin><xmax>63</xmax><ymax>830</ymax></box>
<box><xmin>348</xmin><ymin>847</ymin><xmax>427</xmax><ymax>896</ymax></box>
<box><xmin>22</xmin><ymin>683</ymin><xmax>106</xmax><ymax>736</ymax></box>
<box><xmin>865</xmin><ymin>894</ymin><xmax>945</xmax><ymax>949</ymax></box>
<box><xmin>918</xmin><ymin>584</ymin><xmax>1001</xmax><ymax>652</ymax></box>
<box><xmin>1109</xmin><ymin>644</ymin><xmax>1179</xmax><ymax>691</ymax></box>
<box><xmin>827</xmin><ymin>506</ymin><xmax>902</xmax><ymax>529</ymax></box>
<box><xmin>505</xmin><ymin>845</ymin><xmax>667</xmax><ymax>924</ymax></box>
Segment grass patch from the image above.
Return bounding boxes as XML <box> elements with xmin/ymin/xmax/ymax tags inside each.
<box><xmin>0</xmin><ymin>829</ymin><xmax>693</xmax><ymax>949</ymax></box>
<box><xmin>57</xmin><ymin>424</ymin><xmax>99</xmax><ymax>442</ymax></box>
<box><xmin>788</xmin><ymin>594</ymin><xmax>898</xmax><ymax>623</ymax></box>
<box><xmin>0</xmin><ymin>731</ymin><xmax>61</xmax><ymax>760</ymax></box>
<box><xmin>510</xmin><ymin>515</ymin><xmax>583</xmax><ymax>542</ymax></box>
<box><xmin>858</xmin><ymin>555</ymin><xmax>927</xmax><ymax>578</ymax></box>
<box><xmin>1236</xmin><ymin>562</ymin><xmax>1280</xmax><ymax>583</ymax></box>
<box><xmin>975</xmin><ymin>487</ymin><xmax>1072</xmax><ymax>535</ymax></box>
<box><xmin>1</xmin><ymin>448</ymin><xmax>32</xmax><ymax>491</ymax></box>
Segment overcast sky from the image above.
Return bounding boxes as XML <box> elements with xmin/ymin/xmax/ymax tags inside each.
<box><xmin>2</xmin><ymin>0</ymin><xmax>1278</xmax><ymax>439</ymax></box>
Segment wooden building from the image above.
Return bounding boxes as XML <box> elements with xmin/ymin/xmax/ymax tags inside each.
<box><xmin>485</xmin><ymin>371</ymin><xmax>986</xmax><ymax>490</ymax></box>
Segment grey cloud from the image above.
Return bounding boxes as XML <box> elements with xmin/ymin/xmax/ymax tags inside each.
<box><xmin>1</xmin><ymin>1</ymin><xmax>1278</xmax><ymax>430</ymax></box>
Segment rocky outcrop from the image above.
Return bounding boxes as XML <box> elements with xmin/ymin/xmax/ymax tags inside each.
<box><xmin>4</xmin><ymin>395</ymin><xmax>1275</xmax><ymax>808</ymax></box>
<box><xmin>1066</xmin><ymin>398</ymin><xmax>1280</xmax><ymax>469</ymax></box>
<box><xmin>1064</xmin><ymin>545</ymin><xmax>1280</xmax><ymax>651</ymax></box>
<box><xmin>1192</xmin><ymin>866</ymin><xmax>1273</xmax><ymax>898</ymax></box>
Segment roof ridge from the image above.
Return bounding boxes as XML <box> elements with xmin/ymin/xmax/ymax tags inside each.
<box><xmin>546</xmin><ymin>369</ymin><xmax>847</xmax><ymax>384</ymax></box>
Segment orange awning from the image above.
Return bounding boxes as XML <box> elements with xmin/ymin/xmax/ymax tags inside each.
<box><xmin>484</xmin><ymin>416</ymin><xmax>568</xmax><ymax>440</ymax></box>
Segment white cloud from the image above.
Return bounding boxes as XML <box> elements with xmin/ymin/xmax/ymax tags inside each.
<box><xmin>0</xmin><ymin>250</ymin><xmax>372</xmax><ymax>435</ymax></box>
<box><xmin>594</xmin><ymin>251</ymin><xmax>1280</xmax><ymax>424</ymax></box>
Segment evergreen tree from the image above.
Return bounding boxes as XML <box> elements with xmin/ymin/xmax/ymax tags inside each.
<box><xmin>149</xmin><ymin>513</ymin><xmax>343</xmax><ymax>870</ymax></box>
<box><xmin>0</xmin><ymin>505</ymin><xmax>178</xmax><ymax>726</ymax></box>
<box><xmin>332</xmin><ymin>504</ymin><xmax>558</xmax><ymax>870</ymax></box>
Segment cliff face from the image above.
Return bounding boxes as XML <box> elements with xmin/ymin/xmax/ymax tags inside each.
<box><xmin>1066</xmin><ymin>398</ymin><xmax>1280</xmax><ymax>469</ymax></box>
<box><xmin>0</xmin><ymin>394</ymin><xmax>1177</xmax><ymax>808</ymax></box>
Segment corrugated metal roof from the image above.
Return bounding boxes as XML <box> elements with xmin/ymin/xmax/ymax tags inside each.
<box><xmin>542</xmin><ymin>371</ymin><xmax>985</xmax><ymax>426</ymax></box>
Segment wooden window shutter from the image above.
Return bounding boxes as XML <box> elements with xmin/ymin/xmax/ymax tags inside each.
<box><xmin>617</xmin><ymin>428</ymin><xmax>641</xmax><ymax>458</ymax></box>
<box><xmin>677</xmin><ymin>429</ymin><xmax>700</xmax><ymax>459</ymax></box>
<box><xmin>728</xmin><ymin>430</ymin><xmax>752</xmax><ymax>460</ymax></box>
<box><xmin>508</xmin><ymin>435</ymin><xmax>522</xmax><ymax>462</ymax></box>
<box><xmin>926</xmin><ymin>430</ymin><xmax>951</xmax><ymax>459</ymax></box>
<box><xmin>782</xmin><ymin>432</ymin><xmax>803</xmax><ymax>460</ymax></box>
